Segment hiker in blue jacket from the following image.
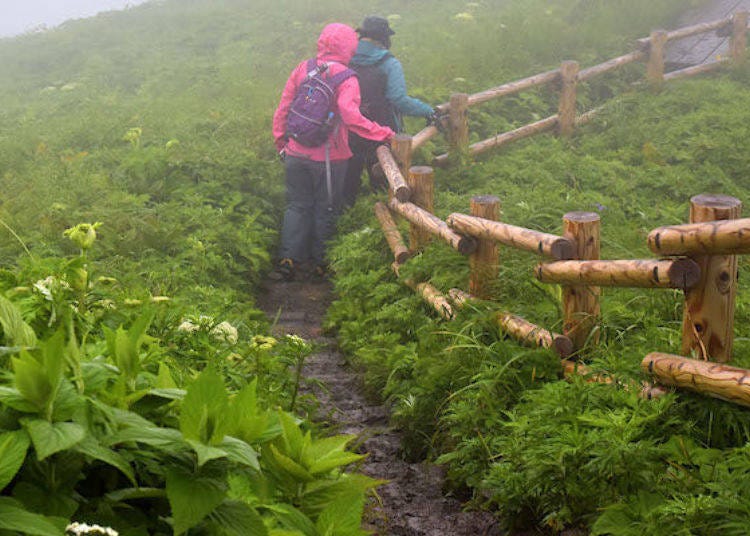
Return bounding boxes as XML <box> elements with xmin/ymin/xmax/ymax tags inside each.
<box><xmin>343</xmin><ymin>16</ymin><xmax>438</xmax><ymax>207</ymax></box>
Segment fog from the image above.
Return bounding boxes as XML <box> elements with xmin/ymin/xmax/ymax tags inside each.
<box><xmin>0</xmin><ymin>0</ymin><xmax>149</xmax><ymax>38</ymax></box>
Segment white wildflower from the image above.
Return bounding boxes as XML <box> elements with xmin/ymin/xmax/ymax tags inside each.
<box><xmin>211</xmin><ymin>321</ymin><xmax>239</xmax><ymax>345</ymax></box>
<box><xmin>177</xmin><ymin>320</ymin><xmax>199</xmax><ymax>333</ymax></box>
<box><xmin>65</xmin><ymin>522</ymin><xmax>119</xmax><ymax>536</ymax></box>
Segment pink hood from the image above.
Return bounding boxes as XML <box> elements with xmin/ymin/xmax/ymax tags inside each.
<box><xmin>316</xmin><ymin>23</ymin><xmax>358</xmax><ymax>64</ymax></box>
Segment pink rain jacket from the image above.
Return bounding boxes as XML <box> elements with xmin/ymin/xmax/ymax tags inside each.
<box><xmin>272</xmin><ymin>23</ymin><xmax>395</xmax><ymax>161</ymax></box>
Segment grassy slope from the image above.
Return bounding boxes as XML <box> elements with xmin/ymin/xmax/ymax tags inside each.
<box><xmin>5</xmin><ymin>0</ymin><xmax>745</xmax><ymax>532</ymax></box>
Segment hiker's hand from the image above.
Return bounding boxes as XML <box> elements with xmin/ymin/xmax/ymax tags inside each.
<box><xmin>278</xmin><ymin>148</ymin><xmax>286</xmax><ymax>162</ymax></box>
<box><xmin>427</xmin><ymin>110</ymin><xmax>447</xmax><ymax>132</ymax></box>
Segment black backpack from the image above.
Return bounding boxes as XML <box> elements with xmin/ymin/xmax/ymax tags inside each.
<box><xmin>351</xmin><ymin>53</ymin><xmax>396</xmax><ymax>130</ymax></box>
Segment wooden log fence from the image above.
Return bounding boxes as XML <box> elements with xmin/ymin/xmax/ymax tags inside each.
<box><xmin>446</xmin><ymin>212</ymin><xmax>575</xmax><ymax>260</ymax></box>
<box><xmin>374</xmin><ymin>202</ymin><xmax>410</xmax><ymax>265</ymax></box>
<box><xmin>643</xmin><ymin>352</ymin><xmax>750</xmax><ymax>407</ymax></box>
<box><xmin>369</xmin><ymin>10</ymin><xmax>750</xmax><ymax>409</ymax></box>
<box><xmin>387</xmin><ymin>198</ymin><xmax>476</xmax><ymax>255</ymax></box>
<box><xmin>535</xmin><ymin>259</ymin><xmax>701</xmax><ymax>289</ymax></box>
<box><xmin>409</xmin><ymin>10</ymin><xmax>748</xmax><ymax>164</ymax></box>
<box><xmin>376</xmin><ymin>145</ymin><xmax>410</xmax><ymax>202</ymax></box>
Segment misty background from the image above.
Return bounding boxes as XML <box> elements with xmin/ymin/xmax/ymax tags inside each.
<box><xmin>0</xmin><ymin>0</ymin><xmax>149</xmax><ymax>38</ymax></box>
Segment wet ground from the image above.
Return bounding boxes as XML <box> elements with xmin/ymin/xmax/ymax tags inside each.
<box><xmin>665</xmin><ymin>0</ymin><xmax>750</xmax><ymax>68</ymax></box>
<box><xmin>257</xmin><ymin>274</ymin><xmax>503</xmax><ymax>536</ymax></box>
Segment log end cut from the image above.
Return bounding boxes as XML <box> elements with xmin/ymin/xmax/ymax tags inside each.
<box><xmin>394</xmin><ymin>185</ymin><xmax>411</xmax><ymax>203</ymax></box>
<box><xmin>552</xmin><ymin>335</ymin><xmax>574</xmax><ymax>358</ymax></box>
<box><xmin>457</xmin><ymin>235</ymin><xmax>478</xmax><ymax>256</ymax></box>
<box><xmin>667</xmin><ymin>258</ymin><xmax>701</xmax><ymax>290</ymax></box>
<box><xmin>550</xmin><ymin>237</ymin><xmax>576</xmax><ymax>260</ymax></box>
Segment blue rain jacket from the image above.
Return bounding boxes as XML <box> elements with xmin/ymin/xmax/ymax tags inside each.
<box><xmin>350</xmin><ymin>39</ymin><xmax>433</xmax><ymax>131</ymax></box>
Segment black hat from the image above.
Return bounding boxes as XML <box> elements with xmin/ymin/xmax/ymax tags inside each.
<box><xmin>356</xmin><ymin>16</ymin><xmax>395</xmax><ymax>40</ymax></box>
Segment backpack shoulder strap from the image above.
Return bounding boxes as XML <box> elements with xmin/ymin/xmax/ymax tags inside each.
<box><xmin>374</xmin><ymin>52</ymin><xmax>393</xmax><ymax>67</ymax></box>
<box><xmin>328</xmin><ymin>67</ymin><xmax>356</xmax><ymax>87</ymax></box>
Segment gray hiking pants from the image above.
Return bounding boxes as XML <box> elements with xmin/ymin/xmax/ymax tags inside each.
<box><xmin>278</xmin><ymin>155</ymin><xmax>347</xmax><ymax>266</ymax></box>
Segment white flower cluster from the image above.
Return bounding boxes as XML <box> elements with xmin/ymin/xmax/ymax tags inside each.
<box><xmin>177</xmin><ymin>316</ymin><xmax>238</xmax><ymax>345</ymax></box>
<box><xmin>65</xmin><ymin>522</ymin><xmax>118</xmax><ymax>536</ymax></box>
<box><xmin>210</xmin><ymin>321</ymin><xmax>239</xmax><ymax>345</ymax></box>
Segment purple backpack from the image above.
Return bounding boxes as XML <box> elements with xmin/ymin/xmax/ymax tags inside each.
<box><xmin>286</xmin><ymin>59</ymin><xmax>355</xmax><ymax>147</ymax></box>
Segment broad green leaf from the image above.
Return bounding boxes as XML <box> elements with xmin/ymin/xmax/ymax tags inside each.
<box><xmin>0</xmin><ymin>386</ymin><xmax>38</xmax><ymax>413</ymax></box>
<box><xmin>166</xmin><ymin>468</ymin><xmax>226</xmax><ymax>535</ymax></box>
<box><xmin>156</xmin><ymin>363</ymin><xmax>178</xmax><ymax>389</ymax></box>
<box><xmin>268</xmin><ymin>444</ymin><xmax>314</xmax><ymax>482</ymax></box>
<box><xmin>220</xmin><ymin>436</ymin><xmax>260</xmax><ymax>470</ymax></box>
<box><xmin>0</xmin><ymin>430</ymin><xmax>30</xmax><ymax>491</ymax></box>
<box><xmin>186</xmin><ymin>438</ymin><xmax>227</xmax><ymax>467</ymax></box>
<box><xmin>106</xmin><ymin>425</ymin><xmax>184</xmax><ymax>451</ymax></box>
<box><xmin>266</xmin><ymin>504</ymin><xmax>317</xmax><ymax>536</ymax></box>
<box><xmin>41</xmin><ymin>331</ymin><xmax>65</xmax><ymax>396</ymax></box>
<box><xmin>207</xmin><ymin>500</ymin><xmax>268</xmax><ymax>536</ymax></box>
<box><xmin>228</xmin><ymin>379</ymin><xmax>272</xmax><ymax>444</ymax></box>
<box><xmin>0</xmin><ymin>294</ymin><xmax>36</xmax><ymax>347</ymax></box>
<box><xmin>300</xmin><ymin>474</ymin><xmax>383</xmax><ymax>518</ymax></box>
<box><xmin>180</xmin><ymin>368</ymin><xmax>229</xmax><ymax>445</ymax></box>
<box><xmin>0</xmin><ymin>497</ymin><xmax>66</xmax><ymax>536</ymax></box>
<box><xmin>277</xmin><ymin>410</ymin><xmax>306</xmax><ymax>461</ymax></box>
<box><xmin>21</xmin><ymin>419</ymin><xmax>85</xmax><ymax>461</ymax></box>
<box><xmin>301</xmin><ymin>435</ymin><xmax>362</xmax><ymax>474</ymax></box>
<box><xmin>315</xmin><ymin>492</ymin><xmax>365</xmax><ymax>536</ymax></box>
<box><xmin>12</xmin><ymin>353</ymin><xmax>53</xmax><ymax>412</ymax></box>
<box><xmin>73</xmin><ymin>436</ymin><xmax>136</xmax><ymax>485</ymax></box>
<box><xmin>308</xmin><ymin>451</ymin><xmax>364</xmax><ymax>476</ymax></box>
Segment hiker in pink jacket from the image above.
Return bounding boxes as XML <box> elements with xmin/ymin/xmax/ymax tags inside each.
<box><xmin>271</xmin><ymin>23</ymin><xmax>395</xmax><ymax>281</ymax></box>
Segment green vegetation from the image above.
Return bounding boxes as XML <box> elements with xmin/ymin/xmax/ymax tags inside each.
<box><xmin>5</xmin><ymin>0</ymin><xmax>750</xmax><ymax>533</ymax></box>
<box><xmin>328</xmin><ymin>33</ymin><xmax>750</xmax><ymax>536</ymax></box>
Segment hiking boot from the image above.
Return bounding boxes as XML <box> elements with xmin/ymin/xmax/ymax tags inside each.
<box><xmin>269</xmin><ymin>258</ymin><xmax>295</xmax><ymax>281</ymax></box>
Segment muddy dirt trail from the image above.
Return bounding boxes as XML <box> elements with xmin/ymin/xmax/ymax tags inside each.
<box><xmin>257</xmin><ymin>275</ymin><xmax>502</xmax><ymax>536</ymax></box>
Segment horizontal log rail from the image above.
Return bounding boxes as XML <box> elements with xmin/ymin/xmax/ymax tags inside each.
<box><xmin>412</xmin><ymin>125</ymin><xmax>439</xmax><ymax>151</ymax></box>
<box><xmin>496</xmin><ymin>312</ymin><xmax>573</xmax><ymax>358</ymax></box>
<box><xmin>535</xmin><ymin>258</ymin><xmax>701</xmax><ymax>289</ymax></box>
<box><xmin>388</xmin><ymin>198</ymin><xmax>477</xmax><ymax>255</ymax></box>
<box><xmin>636</xmin><ymin>17</ymin><xmax>732</xmax><ymax>49</ymax></box>
<box><xmin>663</xmin><ymin>59</ymin><xmax>727</xmax><ymax>82</ymax></box>
<box><xmin>467</xmin><ymin>68</ymin><xmax>561</xmax><ymax>107</ymax></box>
<box><xmin>374</xmin><ymin>202</ymin><xmax>411</xmax><ymax>264</ymax></box>
<box><xmin>577</xmin><ymin>50</ymin><xmax>646</xmax><ymax>81</ymax></box>
<box><xmin>434</xmin><ymin>115</ymin><xmax>558</xmax><ymax>166</ymax></box>
<box><xmin>447</xmin><ymin>213</ymin><xmax>575</xmax><ymax>259</ymax></box>
<box><xmin>446</xmin><ymin>288</ymin><xmax>573</xmax><ymax>357</ymax></box>
<box><xmin>648</xmin><ymin>217</ymin><xmax>750</xmax><ymax>256</ymax></box>
<box><xmin>643</xmin><ymin>352</ymin><xmax>750</xmax><ymax>407</ymax></box>
<box><xmin>376</xmin><ymin>145</ymin><xmax>410</xmax><ymax>202</ymax></box>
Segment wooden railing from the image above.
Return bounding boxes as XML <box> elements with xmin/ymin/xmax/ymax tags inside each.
<box><xmin>404</xmin><ymin>11</ymin><xmax>749</xmax><ymax>167</ymax></box>
<box><xmin>368</xmin><ymin>11</ymin><xmax>750</xmax><ymax>408</ymax></box>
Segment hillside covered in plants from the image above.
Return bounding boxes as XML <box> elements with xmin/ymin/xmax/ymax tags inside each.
<box><xmin>3</xmin><ymin>0</ymin><xmax>749</xmax><ymax>534</ymax></box>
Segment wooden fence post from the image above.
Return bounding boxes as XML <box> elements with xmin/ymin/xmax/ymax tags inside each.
<box><xmin>647</xmin><ymin>30</ymin><xmax>668</xmax><ymax>88</ymax></box>
<box><xmin>682</xmin><ymin>194</ymin><xmax>741</xmax><ymax>362</ymax></box>
<box><xmin>469</xmin><ymin>196</ymin><xmax>500</xmax><ymax>299</ymax></box>
<box><xmin>558</xmin><ymin>60</ymin><xmax>579</xmax><ymax>138</ymax></box>
<box><xmin>731</xmin><ymin>11</ymin><xmax>748</xmax><ymax>63</ymax></box>
<box><xmin>407</xmin><ymin>166</ymin><xmax>435</xmax><ymax>252</ymax></box>
<box><xmin>391</xmin><ymin>134</ymin><xmax>413</xmax><ymax>179</ymax></box>
<box><xmin>449</xmin><ymin>93</ymin><xmax>469</xmax><ymax>159</ymax></box>
<box><xmin>562</xmin><ymin>212</ymin><xmax>601</xmax><ymax>351</ymax></box>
